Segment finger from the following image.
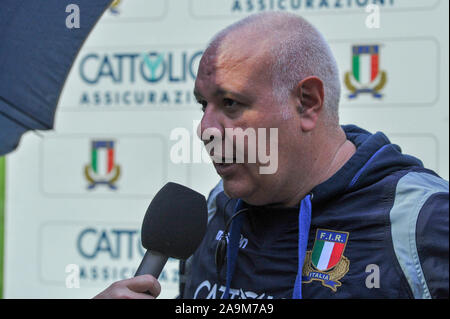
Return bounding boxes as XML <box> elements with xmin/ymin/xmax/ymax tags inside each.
<box><xmin>126</xmin><ymin>275</ymin><xmax>161</xmax><ymax>297</ymax></box>
<box><xmin>125</xmin><ymin>289</ymin><xmax>156</xmax><ymax>300</ymax></box>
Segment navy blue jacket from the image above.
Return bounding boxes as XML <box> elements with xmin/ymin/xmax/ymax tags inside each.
<box><xmin>182</xmin><ymin>125</ymin><xmax>449</xmax><ymax>299</ymax></box>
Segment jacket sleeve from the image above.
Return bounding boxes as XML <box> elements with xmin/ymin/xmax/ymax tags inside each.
<box><xmin>416</xmin><ymin>191</ymin><xmax>449</xmax><ymax>299</ymax></box>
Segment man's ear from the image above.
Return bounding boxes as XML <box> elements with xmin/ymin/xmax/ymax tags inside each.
<box><xmin>295</xmin><ymin>76</ymin><xmax>324</xmax><ymax>132</ymax></box>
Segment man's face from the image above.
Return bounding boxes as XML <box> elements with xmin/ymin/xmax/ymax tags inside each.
<box><xmin>194</xmin><ymin>36</ymin><xmax>304</xmax><ymax>205</ymax></box>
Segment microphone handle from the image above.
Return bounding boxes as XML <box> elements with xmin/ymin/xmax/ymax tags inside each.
<box><xmin>134</xmin><ymin>250</ymin><xmax>168</xmax><ymax>278</ymax></box>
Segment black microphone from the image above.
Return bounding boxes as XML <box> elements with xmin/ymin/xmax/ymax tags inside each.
<box><xmin>135</xmin><ymin>182</ymin><xmax>208</xmax><ymax>279</ymax></box>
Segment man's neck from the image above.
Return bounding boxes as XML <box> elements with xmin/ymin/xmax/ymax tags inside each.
<box><xmin>317</xmin><ymin>138</ymin><xmax>356</xmax><ymax>186</ymax></box>
<box><xmin>283</xmin><ymin>127</ymin><xmax>356</xmax><ymax>207</ymax></box>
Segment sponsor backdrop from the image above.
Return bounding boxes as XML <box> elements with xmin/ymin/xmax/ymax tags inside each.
<box><xmin>2</xmin><ymin>0</ymin><xmax>448</xmax><ymax>298</ymax></box>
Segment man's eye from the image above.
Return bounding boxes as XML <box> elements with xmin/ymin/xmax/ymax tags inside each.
<box><xmin>223</xmin><ymin>98</ymin><xmax>238</xmax><ymax>109</ymax></box>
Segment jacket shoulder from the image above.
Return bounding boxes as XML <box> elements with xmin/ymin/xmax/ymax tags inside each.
<box><xmin>388</xmin><ymin>170</ymin><xmax>449</xmax><ymax>298</ymax></box>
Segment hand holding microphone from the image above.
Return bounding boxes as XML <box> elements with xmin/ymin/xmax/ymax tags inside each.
<box><xmin>94</xmin><ymin>182</ymin><xmax>208</xmax><ymax>299</ymax></box>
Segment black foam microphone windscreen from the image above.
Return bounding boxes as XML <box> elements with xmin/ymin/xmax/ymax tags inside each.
<box><xmin>135</xmin><ymin>182</ymin><xmax>208</xmax><ymax>278</ymax></box>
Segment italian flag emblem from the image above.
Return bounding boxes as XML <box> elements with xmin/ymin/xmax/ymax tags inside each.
<box><xmin>344</xmin><ymin>44</ymin><xmax>387</xmax><ymax>99</ymax></box>
<box><xmin>312</xmin><ymin>229</ymin><xmax>348</xmax><ymax>271</ymax></box>
<box><xmin>84</xmin><ymin>140</ymin><xmax>121</xmax><ymax>190</ymax></box>
<box><xmin>302</xmin><ymin>229</ymin><xmax>350</xmax><ymax>292</ymax></box>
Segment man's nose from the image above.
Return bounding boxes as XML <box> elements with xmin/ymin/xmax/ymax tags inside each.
<box><xmin>198</xmin><ymin>105</ymin><xmax>224</xmax><ymax>143</ymax></box>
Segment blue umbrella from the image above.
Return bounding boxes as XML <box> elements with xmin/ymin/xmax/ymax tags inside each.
<box><xmin>0</xmin><ymin>0</ymin><xmax>113</xmax><ymax>155</ymax></box>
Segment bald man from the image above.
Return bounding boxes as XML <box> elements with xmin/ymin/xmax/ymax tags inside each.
<box><xmin>95</xmin><ymin>12</ymin><xmax>448</xmax><ymax>299</ymax></box>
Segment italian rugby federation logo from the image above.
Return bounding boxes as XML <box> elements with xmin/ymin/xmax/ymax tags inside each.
<box><xmin>302</xmin><ymin>229</ymin><xmax>350</xmax><ymax>292</ymax></box>
<box><xmin>344</xmin><ymin>44</ymin><xmax>387</xmax><ymax>99</ymax></box>
<box><xmin>84</xmin><ymin>140</ymin><xmax>121</xmax><ymax>190</ymax></box>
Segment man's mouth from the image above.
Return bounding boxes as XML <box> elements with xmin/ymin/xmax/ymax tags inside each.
<box><xmin>214</xmin><ymin>157</ymin><xmax>236</xmax><ymax>163</ymax></box>
<box><xmin>210</xmin><ymin>153</ymin><xmax>236</xmax><ymax>163</ymax></box>
<box><xmin>213</xmin><ymin>158</ymin><xmax>238</xmax><ymax>176</ymax></box>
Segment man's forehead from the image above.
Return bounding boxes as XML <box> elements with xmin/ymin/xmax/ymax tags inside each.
<box><xmin>204</xmin><ymin>29</ymin><xmax>273</xmax><ymax>66</ymax></box>
<box><xmin>195</xmin><ymin>55</ymin><xmax>271</xmax><ymax>97</ymax></box>
<box><xmin>194</xmin><ymin>29</ymin><xmax>275</xmax><ymax>97</ymax></box>
<box><xmin>199</xmin><ymin>42</ymin><xmax>272</xmax><ymax>82</ymax></box>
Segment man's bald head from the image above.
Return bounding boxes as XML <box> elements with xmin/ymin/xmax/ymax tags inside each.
<box><xmin>205</xmin><ymin>12</ymin><xmax>341</xmax><ymax>125</ymax></box>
